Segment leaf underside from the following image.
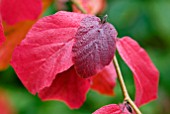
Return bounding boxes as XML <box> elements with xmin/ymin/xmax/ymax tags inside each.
<box><xmin>117</xmin><ymin>37</ymin><xmax>159</xmax><ymax>106</ymax></box>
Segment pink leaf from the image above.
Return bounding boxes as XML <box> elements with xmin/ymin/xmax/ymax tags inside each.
<box><xmin>72</xmin><ymin>16</ymin><xmax>117</xmax><ymax>78</ymax></box>
<box><xmin>91</xmin><ymin>62</ymin><xmax>117</xmax><ymax>96</ymax></box>
<box><xmin>11</xmin><ymin>11</ymin><xmax>88</xmax><ymax>94</ymax></box>
<box><xmin>0</xmin><ymin>20</ymin><xmax>5</xmax><ymax>45</ymax></box>
<box><xmin>93</xmin><ymin>104</ymin><xmax>131</xmax><ymax>114</ymax></box>
<box><xmin>39</xmin><ymin>66</ymin><xmax>90</xmax><ymax>109</ymax></box>
<box><xmin>0</xmin><ymin>0</ymin><xmax>42</xmax><ymax>25</ymax></box>
<box><xmin>116</xmin><ymin>36</ymin><xmax>159</xmax><ymax>106</ymax></box>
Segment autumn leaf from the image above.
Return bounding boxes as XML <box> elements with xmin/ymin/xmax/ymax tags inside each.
<box><xmin>0</xmin><ymin>0</ymin><xmax>42</xmax><ymax>25</ymax></box>
<box><xmin>11</xmin><ymin>11</ymin><xmax>117</xmax><ymax>108</ymax></box>
<box><xmin>72</xmin><ymin>15</ymin><xmax>117</xmax><ymax>78</ymax></box>
<box><xmin>0</xmin><ymin>0</ymin><xmax>52</xmax><ymax>70</ymax></box>
<box><xmin>11</xmin><ymin>11</ymin><xmax>88</xmax><ymax>94</ymax></box>
<box><xmin>0</xmin><ymin>20</ymin><xmax>5</xmax><ymax>46</ymax></box>
<box><xmin>93</xmin><ymin>104</ymin><xmax>131</xmax><ymax>114</ymax></box>
<box><xmin>72</xmin><ymin>0</ymin><xmax>106</xmax><ymax>15</ymax></box>
<box><xmin>116</xmin><ymin>36</ymin><xmax>159</xmax><ymax>106</ymax></box>
<box><xmin>91</xmin><ymin>62</ymin><xmax>117</xmax><ymax>96</ymax></box>
<box><xmin>39</xmin><ymin>66</ymin><xmax>91</xmax><ymax>109</ymax></box>
<box><xmin>0</xmin><ymin>89</ymin><xmax>16</xmax><ymax>114</ymax></box>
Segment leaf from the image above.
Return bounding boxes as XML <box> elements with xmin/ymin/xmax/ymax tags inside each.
<box><xmin>92</xmin><ymin>104</ymin><xmax>131</xmax><ymax>114</ymax></box>
<box><xmin>72</xmin><ymin>0</ymin><xmax>106</xmax><ymax>15</ymax></box>
<box><xmin>0</xmin><ymin>0</ymin><xmax>42</xmax><ymax>25</ymax></box>
<box><xmin>116</xmin><ymin>36</ymin><xmax>159</xmax><ymax>106</ymax></box>
<box><xmin>72</xmin><ymin>16</ymin><xmax>117</xmax><ymax>78</ymax></box>
<box><xmin>11</xmin><ymin>11</ymin><xmax>88</xmax><ymax>94</ymax></box>
<box><xmin>0</xmin><ymin>21</ymin><xmax>5</xmax><ymax>46</ymax></box>
<box><xmin>0</xmin><ymin>0</ymin><xmax>53</xmax><ymax>70</ymax></box>
<box><xmin>91</xmin><ymin>62</ymin><xmax>117</xmax><ymax>96</ymax></box>
<box><xmin>39</xmin><ymin>66</ymin><xmax>90</xmax><ymax>109</ymax></box>
<box><xmin>0</xmin><ymin>21</ymin><xmax>36</xmax><ymax>70</ymax></box>
<box><xmin>56</xmin><ymin>0</ymin><xmax>69</xmax><ymax>11</ymax></box>
<box><xmin>0</xmin><ymin>89</ymin><xmax>15</xmax><ymax>114</ymax></box>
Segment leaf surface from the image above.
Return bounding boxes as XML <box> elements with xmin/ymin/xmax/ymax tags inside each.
<box><xmin>11</xmin><ymin>11</ymin><xmax>88</xmax><ymax>94</ymax></box>
<box><xmin>0</xmin><ymin>0</ymin><xmax>42</xmax><ymax>25</ymax></box>
<box><xmin>116</xmin><ymin>37</ymin><xmax>159</xmax><ymax>106</ymax></box>
<box><xmin>0</xmin><ymin>0</ymin><xmax>53</xmax><ymax>70</ymax></box>
<box><xmin>72</xmin><ymin>16</ymin><xmax>117</xmax><ymax>78</ymax></box>
<box><xmin>0</xmin><ymin>21</ymin><xmax>5</xmax><ymax>46</ymax></box>
<box><xmin>72</xmin><ymin>0</ymin><xmax>106</xmax><ymax>15</ymax></box>
<box><xmin>91</xmin><ymin>62</ymin><xmax>117</xmax><ymax>96</ymax></box>
<box><xmin>39</xmin><ymin>66</ymin><xmax>90</xmax><ymax>109</ymax></box>
<box><xmin>93</xmin><ymin>104</ymin><xmax>131</xmax><ymax>114</ymax></box>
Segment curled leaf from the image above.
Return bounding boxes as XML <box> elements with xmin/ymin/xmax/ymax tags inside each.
<box><xmin>116</xmin><ymin>36</ymin><xmax>159</xmax><ymax>106</ymax></box>
<box><xmin>72</xmin><ymin>16</ymin><xmax>117</xmax><ymax>78</ymax></box>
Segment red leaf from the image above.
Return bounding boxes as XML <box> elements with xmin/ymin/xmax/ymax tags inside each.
<box><xmin>93</xmin><ymin>104</ymin><xmax>131</xmax><ymax>114</ymax></box>
<box><xmin>11</xmin><ymin>11</ymin><xmax>88</xmax><ymax>94</ymax></box>
<box><xmin>72</xmin><ymin>16</ymin><xmax>117</xmax><ymax>78</ymax></box>
<box><xmin>0</xmin><ymin>20</ymin><xmax>5</xmax><ymax>46</ymax></box>
<box><xmin>91</xmin><ymin>62</ymin><xmax>117</xmax><ymax>96</ymax></box>
<box><xmin>0</xmin><ymin>90</ymin><xmax>16</xmax><ymax>114</ymax></box>
<box><xmin>0</xmin><ymin>0</ymin><xmax>53</xmax><ymax>70</ymax></box>
<box><xmin>72</xmin><ymin>0</ymin><xmax>106</xmax><ymax>15</ymax></box>
<box><xmin>116</xmin><ymin>37</ymin><xmax>159</xmax><ymax>106</ymax></box>
<box><xmin>39</xmin><ymin>66</ymin><xmax>90</xmax><ymax>109</ymax></box>
<box><xmin>0</xmin><ymin>0</ymin><xmax>42</xmax><ymax>25</ymax></box>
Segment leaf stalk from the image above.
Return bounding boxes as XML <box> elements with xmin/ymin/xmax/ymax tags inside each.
<box><xmin>71</xmin><ymin>1</ymin><xmax>142</xmax><ymax>113</ymax></box>
<box><xmin>113</xmin><ymin>56</ymin><xmax>142</xmax><ymax>114</ymax></box>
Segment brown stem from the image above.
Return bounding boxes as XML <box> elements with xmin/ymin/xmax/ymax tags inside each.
<box><xmin>71</xmin><ymin>0</ymin><xmax>87</xmax><ymax>14</ymax></box>
<box><xmin>71</xmin><ymin>0</ymin><xmax>141</xmax><ymax>113</ymax></box>
<box><xmin>113</xmin><ymin>56</ymin><xmax>142</xmax><ymax>114</ymax></box>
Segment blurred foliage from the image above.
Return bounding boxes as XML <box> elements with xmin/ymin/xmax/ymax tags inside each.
<box><xmin>0</xmin><ymin>0</ymin><xmax>170</xmax><ymax>114</ymax></box>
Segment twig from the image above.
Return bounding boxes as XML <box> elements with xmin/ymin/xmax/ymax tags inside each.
<box><xmin>71</xmin><ymin>0</ymin><xmax>141</xmax><ymax>113</ymax></box>
<box><xmin>113</xmin><ymin>56</ymin><xmax>142</xmax><ymax>114</ymax></box>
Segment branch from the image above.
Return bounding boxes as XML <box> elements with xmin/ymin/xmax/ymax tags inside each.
<box><xmin>113</xmin><ymin>56</ymin><xmax>142</xmax><ymax>114</ymax></box>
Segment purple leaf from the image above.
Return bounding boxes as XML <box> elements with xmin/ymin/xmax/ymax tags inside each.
<box><xmin>72</xmin><ymin>16</ymin><xmax>117</xmax><ymax>78</ymax></box>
